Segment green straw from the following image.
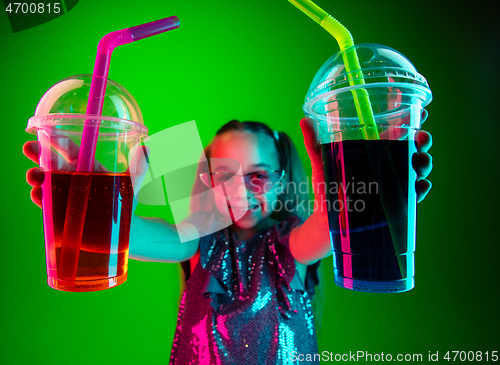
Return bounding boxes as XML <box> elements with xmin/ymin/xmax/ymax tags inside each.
<box><xmin>290</xmin><ymin>1</ymin><xmax>412</xmax><ymax>280</ymax></box>
<box><xmin>288</xmin><ymin>0</ymin><xmax>379</xmax><ymax>140</ymax></box>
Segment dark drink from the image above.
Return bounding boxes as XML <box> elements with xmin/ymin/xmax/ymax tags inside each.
<box><xmin>42</xmin><ymin>171</ymin><xmax>134</xmax><ymax>291</ymax></box>
<box><xmin>321</xmin><ymin>139</ymin><xmax>418</xmax><ymax>292</ymax></box>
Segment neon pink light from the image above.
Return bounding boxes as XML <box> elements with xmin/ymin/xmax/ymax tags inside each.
<box><xmin>335</xmin><ymin>140</ymin><xmax>352</xmax><ymax>279</ymax></box>
<box><xmin>39</xmin><ymin>130</ymin><xmax>56</xmax><ymax>278</ymax></box>
<box><xmin>216</xmin><ymin>315</ymin><xmax>229</xmax><ymax>340</ymax></box>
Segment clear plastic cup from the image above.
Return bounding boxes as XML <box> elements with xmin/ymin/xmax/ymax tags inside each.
<box><xmin>304</xmin><ymin>44</ymin><xmax>432</xmax><ymax>293</ymax></box>
<box><xmin>26</xmin><ymin>74</ymin><xmax>148</xmax><ymax>292</ymax></box>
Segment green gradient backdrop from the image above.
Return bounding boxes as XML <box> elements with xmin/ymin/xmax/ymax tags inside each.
<box><xmin>1</xmin><ymin>0</ymin><xmax>499</xmax><ymax>364</ymax></box>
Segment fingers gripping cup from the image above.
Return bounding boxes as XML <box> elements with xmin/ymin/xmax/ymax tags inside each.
<box><xmin>26</xmin><ymin>75</ymin><xmax>148</xmax><ymax>292</ymax></box>
<box><xmin>304</xmin><ymin>44</ymin><xmax>432</xmax><ymax>293</ymax></box>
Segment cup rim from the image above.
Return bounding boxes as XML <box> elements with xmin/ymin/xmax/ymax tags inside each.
<box><xmin>26</xmin><ymin>113</ymin><xmax>149</xmax><ymax>136</ymax></box>
<box><xmin>303</xmin><ymin>82</ymin><xmax>432</xmax><ymax>121</ymax></box>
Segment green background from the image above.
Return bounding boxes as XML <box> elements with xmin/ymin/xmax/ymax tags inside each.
<box><xmin>1</xmin><ymin>0</ymin><xmax>499</xmax><ymax>363</ymax></box>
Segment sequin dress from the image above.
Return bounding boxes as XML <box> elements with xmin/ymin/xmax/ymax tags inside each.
<box><xmin>170</xmin><ymin>215</ymin><xmax>321</xmax><ymax>365</ymax></box>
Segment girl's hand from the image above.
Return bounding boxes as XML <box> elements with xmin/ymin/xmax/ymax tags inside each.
<box><xmin>300</xmin><ymin>117</ymin><xmax>433</xmax><ymax>203</ymax></box>
<box><xmin>23</xmin><ymin>140</ymin><xmax>148</xmax><ymax>210</ymax></box>
<box><xmin>413</xmin><ymin>130</ymin><xmax>433</xmax><ymax>202</ymax></box>
<box><xmin>23</xmin><ymin>141</ymin><xmax>44</xmax><ymax>209</ymax></box>
<box><xmin>300</xmin><ymin>117</ymin><xmax>328</xmax><ymax>217</ymax></box>
<box><xmin>23</xmin><ymin>140</ymin><xmax>108</xmax><ymax>209</ymax></box>
<box><xmin>289</xmin><ymin>118</ymin><xmax>331</xmax><ymax>265</ymax></box>
<box><xmin>23</xmin><ymin>140</ymin><xmax>197</xmax><ymax>263</ymax></box>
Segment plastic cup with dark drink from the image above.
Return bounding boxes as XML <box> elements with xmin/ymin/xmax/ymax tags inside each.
<box><xmin>26</xmin><ymin>74</ymin><xmax>148</xmax><ymax>292</ymax></box>
<box><xmin>303</xmin><ymin>43</ymin><xmax>432</xmax><ymax>293</ymax></box>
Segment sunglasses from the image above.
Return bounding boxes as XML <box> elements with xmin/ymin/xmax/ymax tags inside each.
<box><xmin>199</xmin><ymin>170</ymin><xmax>285</xmax><ymax>195</ymax></box>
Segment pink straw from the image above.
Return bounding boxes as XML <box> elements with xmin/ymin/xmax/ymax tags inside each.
<box><xmin>77</xmin><ymin>16</ymin><xmax>180</xmax><ymax>172</ymax></box>
<box><xmin>57</xmin><ymin>17</ymin><xmax>180</xmax><ymax>282</ymax></box>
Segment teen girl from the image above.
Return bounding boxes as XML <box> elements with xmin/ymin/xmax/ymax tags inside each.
<box><xmin>24</xmin><ymin>117</ymin><xmax>433</xmax><ymax>364</ymax></box>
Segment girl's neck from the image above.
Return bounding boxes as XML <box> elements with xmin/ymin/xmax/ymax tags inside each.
<box><xmin>230</xmin><ymin>217</ymin><xmax>278</xmax><ymax>241</ymax></box>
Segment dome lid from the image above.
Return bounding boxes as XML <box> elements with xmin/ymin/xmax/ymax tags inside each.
<box><xmin>27</xmin><ymin>74</ymin><xmax>147</xmax><ymax>135</ymax></box>
<box><xmin>304</xmin><ymin>43</ymin><xmax>432</xmax><ymax>118</ymax></box>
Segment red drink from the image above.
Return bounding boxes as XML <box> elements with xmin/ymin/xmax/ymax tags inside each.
<box><xmin>42</xmin><ymin>171</ymin><xmax>134</xmax><ymax>291</ymax></box>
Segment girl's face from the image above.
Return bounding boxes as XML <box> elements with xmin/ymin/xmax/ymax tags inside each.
<box><xmin>209</xmin><ymin>130</ymin><xmax>282</xmax><ymax>232</ymax></box>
